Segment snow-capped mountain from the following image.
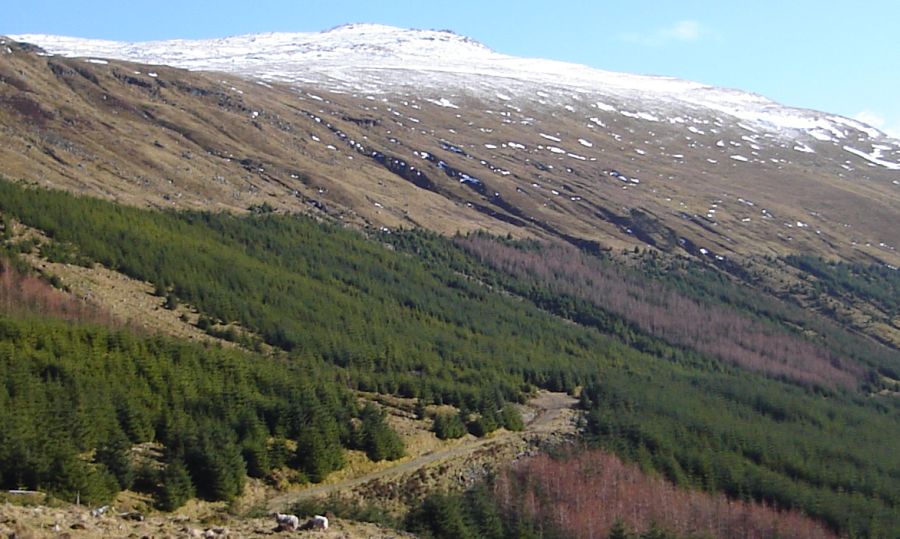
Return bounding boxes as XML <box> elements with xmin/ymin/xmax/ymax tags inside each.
<box><xmin>12</xmin><ymin>24</ymin><xmax>899</xmax><ymax>153</ymax></box>
<box><xmin>2</xmin><ymin>25</ymin><xmax>898</xmax><ymax>269</ymax></box>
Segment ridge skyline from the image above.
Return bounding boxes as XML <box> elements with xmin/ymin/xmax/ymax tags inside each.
<box><xmin>4</xmin><ymin>0</ymin><xmax>899</xmax><ymax>137</ymax></box>
<box><xmin>7</xmin><ymin>23</ymin><xmax>898</xmax><ymax>144</ymax></box>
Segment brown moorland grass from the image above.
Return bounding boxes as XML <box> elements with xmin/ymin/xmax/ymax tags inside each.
<box><xmin>1</xmin><ymin>43</ymin><xmax>898</xmax><ymax>271</ymax></box>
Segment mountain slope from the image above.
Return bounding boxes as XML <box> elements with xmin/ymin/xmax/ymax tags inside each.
<box><xmin>2</xmin><ymin>179</ymin><xmax>899</xmax><ymax>537</ymax></box>
<box><xmin>4</xmin><ymin>26</ymin><xmax>899</xmax><ymax>268</ymax></box>
<box><xmin>2</xmin><ymin>26</ymin><xmax>900</xmax><ymax>536</ymax></box>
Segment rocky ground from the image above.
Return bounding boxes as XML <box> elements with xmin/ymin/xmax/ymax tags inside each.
<box><xmin>0</xmin><ymin>503</ymin><xmax>416</xmax><ymax>538</ymax></box>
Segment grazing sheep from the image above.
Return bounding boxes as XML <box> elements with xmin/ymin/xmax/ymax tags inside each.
<box><xmin>202</xmin><ymin>527</ymin><xmax>229</xmax><ymax>538</ymax></box>
<box><xmin>90</xmin><ymin>505</ymin><xmax>109</xmax><ymax>518</ymax></box>
<box><xmin>305</xmin><ymin>514</ymin><xmax>328</xmax><ymax>530</ymax></box>
<box><xmin>273</xmin><ymin>512</ymin><xmax>300</xmax><ymax>532</ymax></box>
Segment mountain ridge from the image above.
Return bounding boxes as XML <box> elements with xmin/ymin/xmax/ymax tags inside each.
<box><xmin>8</xmin><ymin>24</ymin><xmax>899</xmax><ymax>149</ymax></box>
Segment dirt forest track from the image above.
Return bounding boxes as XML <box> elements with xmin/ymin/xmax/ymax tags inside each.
<box><xmin>267</xmin><ymin>391</ymin><xmax>580</xmax><ymax>512</ymax></box>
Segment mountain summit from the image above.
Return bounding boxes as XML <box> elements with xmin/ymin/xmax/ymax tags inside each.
<box><xmin>12</xmin><ymin>24</ymin><xmax>899</xmax><ymax>147</ymax></box>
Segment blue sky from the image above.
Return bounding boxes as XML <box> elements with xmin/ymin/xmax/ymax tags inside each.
<box><xmin>5</xmin><ymin>1</ymin><xmax>899</xmax><ymax>137</ymax></box>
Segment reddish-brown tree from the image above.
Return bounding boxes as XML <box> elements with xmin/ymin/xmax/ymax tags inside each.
<box><xmin>497</xmin><ymin>449</ymin><xmax>838</xmax><ymax>539</ymax></box>
<box><xmin>460</xmin><ymin>238</ymin><xmax>860</xmax><ymax>389</ymax></box>
<box><xmin>0</xmin><ymin>259</ymin><xmax>114</xmax><ymax>325</ymax></box>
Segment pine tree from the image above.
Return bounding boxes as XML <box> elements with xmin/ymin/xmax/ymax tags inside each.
<box><xmin>238</xmin><ymin>412</ymin><xmax>271</xmax><ymax>478</ymax></box>
<box><xmin>499</xmin><ymin>404</ymin><xmax>524</xmax><ymax>431</ymax></box>
<box><xmin>241</xmin><ymin>437</ymin><xmax>270</xmax><ymax>479</ymax></box>
<box><xmin>94</xmin><ymin>430</ymin><xmax>134</xmax><ymax>490</ymax></box>
<box><xmin>357</xmin><ymin>403</ymin><xmax>404</xmax><ymax>461</ymax></box>
<box><xmin>414</xmin><ymin>398</ymin><xmax>427</xmax><ymax>420</ymax></box>
<box><xmin>466</xmin><ymin>486</ymin><xmax>504</xmax><ymax>539</ymax></box>
<box><xmin>267</xmin><ymin>437</ymin><xmax>291</xmax><ymax>470</ymax></box>
<box><xmin>433</xmin><ymin>412</ymin><xmax>466</xmax><ymax>440</ymax></box>
<box><xmin>467</xmin><ymin>409</ymin><xmax>499</xmax><ymax>437</ymax></box>
<box><xmin>295</xmin><ymin>415</ymin><xmax>344</xmax><ymax>483</ymax></box>
<box><xmin>639</xmin><ymin>523</ymin><xmax>670</xmax><ymax>539</ymax></box>
<box><xmin>158</xmin><ymin>459</ymin><xmax>194</xmax><ymax>511</ymax></box>
<box><xmin>48</xmin><ymin>451</ymin><xmax>118</xmax><ymax>505</ymax></box>
<box><xmin>609</xmin><ymin>518</ymin><xmax>630</xmax><ymax>539</ymax></box>
<box><xmin>187</xmin><ymin>428</ymin><xmax>246</xmax><ymax>502</ymax></box>
<box><xmin>406</xmin><ymin>493</ymin><xmax>474</xmax><ymax>539</ymax></box>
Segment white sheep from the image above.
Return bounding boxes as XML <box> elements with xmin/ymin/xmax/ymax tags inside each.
<box><xmin>309</xmin><ymin>514</ymin><xmax>329</xmax><ymax>530</ymax></box>
<box><xmin>202</xmin><ymin>527</ymin><xmax>228</xmax><ymax>539</ymax></box>
<box><xmin>273</xmin><ymin>512</ymin><xmax>300</xmax><ymax>531</ymax></box>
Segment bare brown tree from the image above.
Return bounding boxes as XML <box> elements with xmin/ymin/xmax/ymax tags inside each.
<box><xmin>0</xmin><ymin>259</ymin><xmax>115</xmax><ymax>326</ymax></box>
<box><xmin>497</xmin><ymin>449</ymin><xmax>838</xmax><ymax>539</ymax></box>
<box><xmin>460</xmin><ymin>238</ymin><xmax>861</xmax><ymax>388</ymax></box>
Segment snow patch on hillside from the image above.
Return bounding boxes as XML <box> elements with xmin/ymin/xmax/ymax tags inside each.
<box><xmin>12</xmin><ymin>24</ymin><xmax>896</xmax><ymax>146</ymax></box>
<box><xmin>843</xmin><ymin>145</ymin><xmax>900</xmax><ymax>170</ymax></box>
<box><xmin>427</xmin><ymin>97</ymin><xmax>459</xmax><ymax>109</ymax></box>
